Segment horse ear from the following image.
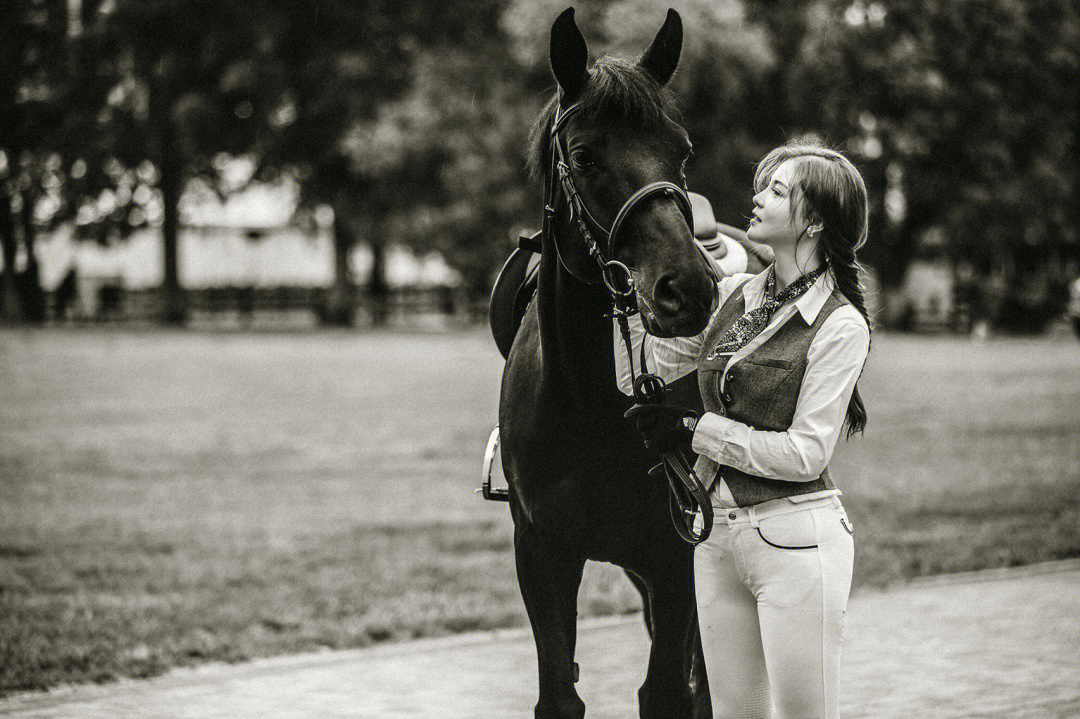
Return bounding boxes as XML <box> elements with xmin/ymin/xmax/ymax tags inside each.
<box><xmin>639</xmin><ymin>8</ymin><xmax>682</xmax><ymax>86</ymax></box>
<box><xmin>550</xmin><ymin>8</ymin><xmax>589</xmax><ymax>103</ymax></box>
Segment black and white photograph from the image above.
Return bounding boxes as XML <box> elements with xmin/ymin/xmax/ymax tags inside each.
<box><xmin>1</xmin><ymin>1</ymin><xmax>1078</xmax><ymax>717</ymax></box>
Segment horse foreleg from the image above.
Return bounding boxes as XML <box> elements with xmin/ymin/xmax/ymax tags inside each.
<box><xmin>624</xmin><ymin>568</ymin><xmax>653</xmax><ymax>638</ymax></box>
<box><xmin>688</xmin><ymin>610</ymin><xmax>712</xmax><ymax>719</ymax></box>
<box><xmin>515</xmin><ymin>522</ymin><xmax>586</xmax><ymax>719</ymax></box>
<box><xmin>635</xmin><ymin>562</ymin><xmax>698</xmax><ymax>719</ymax></box>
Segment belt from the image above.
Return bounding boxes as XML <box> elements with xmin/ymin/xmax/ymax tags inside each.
<box><xmin>714</xmin><ymin>490</ymin><xmax>842</xmax><ymax>526</ymax></box>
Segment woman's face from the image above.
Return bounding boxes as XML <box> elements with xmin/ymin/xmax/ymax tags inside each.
<box><xmin>747</xmin><ymin>158</ymin><xmax>808</xmax><ymax>249</ymax></box>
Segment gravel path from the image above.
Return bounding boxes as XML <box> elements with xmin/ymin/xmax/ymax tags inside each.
<box><xmin>3</xmin><ymin>560</ymin><xmax>1078</xmax><ymax>719</ymax></box>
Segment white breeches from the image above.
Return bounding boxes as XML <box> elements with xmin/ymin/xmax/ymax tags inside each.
<box><xmin>694</xmin><ymin>494</ymin><xmax>855</xmax><ymax>719</ymax></box>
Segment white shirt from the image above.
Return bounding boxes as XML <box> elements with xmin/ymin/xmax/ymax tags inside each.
<box><xmin>614</xmin><ymin>267</ymin><xmax>870</xmax><ymax>505</ymax></box>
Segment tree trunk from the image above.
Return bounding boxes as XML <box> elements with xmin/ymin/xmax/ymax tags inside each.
<box><xmin>324</xmin><ymin>207</ymin><xmax>355</xmax><ymax>326</ymax></box>
<box><xmin>367</xmin><ymin>234</ymin><xmax>388</xmax><ymax>327</ymax></box>
<box><xmin>860</xmin><ymin>156</ymin><xmax>894</xmax><ymax>284</ymax></box>
<box><xmin>0</xmin><ymin>6</ymin><xmax>20</xmax><ymax>322</ymax></box>
<box><xmin>19</xmin><ymin>188</ymin><xmax>45</xmax><ymax>323</ymax></box>
<box><xmin>0</xmin><ymin>181</ymin><xmax>20</xmax><ymax>324</ymax></box>
<box><xmin>159</xmin><ymin>121</ymin><xmax>185</xmax><ymax>325</ymax></box>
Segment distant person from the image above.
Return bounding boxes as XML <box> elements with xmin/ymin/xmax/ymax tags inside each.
<box><xmin>620</xmin><ymin>139</ymin><xmax>869</xmax><ymax>719</ymax></box>
<box><xmin>1069</xmin><ymin>275</ymin><xmax>1080</xmax><ymax>340</ymax></box>
<box><xmin>238</xmin><ymin>230</ymin><xmax>261</xmax><ymax>327</ymax></box>
<box><xmin>98</xmin><ymin>278</ymin><xmax>123</xmax><ymax>320</ymax></box>
<box><xmin>54</xmin><ymin>268</ymin><xmax>78</xmax><ymax>321</ymax></box>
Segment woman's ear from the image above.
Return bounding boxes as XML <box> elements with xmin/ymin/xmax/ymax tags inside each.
<box><xmin>801</xmin><ymin>204</ymin><xmax>824</xmax><ymax>237</ymax></box>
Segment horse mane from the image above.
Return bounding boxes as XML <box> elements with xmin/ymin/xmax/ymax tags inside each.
<box><xmin>526</xmin><ymin>56</ymin><xmax>683</xmax><ymax>184</ymax></box>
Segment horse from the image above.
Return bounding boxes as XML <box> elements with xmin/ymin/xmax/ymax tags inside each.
<box><xmin>498</xmin><ymin>9</ymin><xmax>718</xmax><ymax>718</ymax></box>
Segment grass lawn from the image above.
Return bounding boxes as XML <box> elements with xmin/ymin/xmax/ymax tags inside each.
<box><xmin>1</xmin><ymin>327</ymin><xmax>1078</xmax><ymax>694</ymax></box>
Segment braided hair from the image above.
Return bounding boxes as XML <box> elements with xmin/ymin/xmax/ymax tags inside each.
<box><xmin>754</xmin><ymin>140</ymin><xmax>871</xmax><ymax>437</ymax></box>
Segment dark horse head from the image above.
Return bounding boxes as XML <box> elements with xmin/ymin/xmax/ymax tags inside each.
<box><xmin>528</xmin><ymin>8</ymin><xmax>716</xmax><ymax>338</ymax></box>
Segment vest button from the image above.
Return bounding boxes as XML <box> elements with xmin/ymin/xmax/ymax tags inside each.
<box><xmin>727</xmin><ymin>369</ymin><xmax>736</xmax><ymax>382</ymax></box>
<box><xmin>716</xmin><ymin>405</ymin><xmax>726</xmax><ymax>416</ymax></box>
<box><xmin>722</xmin><ymin>393</ymin><xmax>733</xmax><ymax>404</ymax></box>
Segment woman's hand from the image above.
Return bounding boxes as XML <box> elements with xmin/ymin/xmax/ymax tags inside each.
<box><xmin>624</xmin><ymin>403</ymin><xmax>699</xmax><ymax>453</ymax></box>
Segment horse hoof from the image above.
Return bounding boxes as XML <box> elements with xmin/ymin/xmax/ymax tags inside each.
<box><xmin>534</xmin><ymin>694</ymin><xmax>585</xmax><ymax>719</ymax></box>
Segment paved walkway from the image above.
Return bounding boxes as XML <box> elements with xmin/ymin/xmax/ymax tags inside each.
<box><xmin>3</xmin><ymin>561</ymin><xmax>1079</xmax><ymax>718</ymax></box>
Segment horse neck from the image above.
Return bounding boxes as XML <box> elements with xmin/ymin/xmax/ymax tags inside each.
<box><xmin>535</xmin><ymin>230</ymin><xmax>621</xmax><ymax>409</ymax></box>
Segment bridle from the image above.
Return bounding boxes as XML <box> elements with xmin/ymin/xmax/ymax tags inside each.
<box><xmin>543</xmin><ymin>99</ymin><xmax>713</xmax><ymax>546</ymax></box>
<box><xmin>543</xmin><ymin>101</ymin><xmax>695</xmax><ymax>300</ymax></box>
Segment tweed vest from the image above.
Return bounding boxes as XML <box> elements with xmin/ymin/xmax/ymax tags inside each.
<box><xmin>694</xmin><ymin>279</ymin><xmax>850</xmax><ymax>507</ymax></box>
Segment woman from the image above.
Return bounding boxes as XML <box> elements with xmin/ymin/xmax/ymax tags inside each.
<box><xmin>618</xmin><ymin>140</ymin><xmax>871</xmax><ymax>719</ymax></box>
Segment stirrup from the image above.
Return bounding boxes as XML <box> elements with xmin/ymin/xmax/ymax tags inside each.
<box><xmin>477</xmin><ymin>426</ymin><xmax>510</xmax><ymax>502</ymax></box>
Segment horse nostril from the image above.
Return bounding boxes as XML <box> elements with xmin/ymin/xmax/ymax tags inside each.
<box><xmin>652</xmin><ymin>273</ymin><xmax>685</xmax><ymax>315</ymax></box>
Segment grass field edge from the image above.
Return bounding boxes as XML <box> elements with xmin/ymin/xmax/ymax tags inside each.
<box><xmin>4</xmin><ymin>557</ymin><xmax>1080</xmax><ymax>712</ymax></box>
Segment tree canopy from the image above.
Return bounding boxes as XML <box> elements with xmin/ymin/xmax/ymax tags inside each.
<box><xmin>2</xmin><ymin>0</ymin><xmax>1076</xmax><ymax>330</ymax></box>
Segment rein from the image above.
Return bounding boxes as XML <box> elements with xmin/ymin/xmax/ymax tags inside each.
<box><xmin>615</xmin><ymin>318</ymin><xmax>713</xmax><ymax>547</ymax></box>
<box><xmin>544</xmin><ymin>100</ymin><xmax>713</xmax><ymax>546</ymax></box>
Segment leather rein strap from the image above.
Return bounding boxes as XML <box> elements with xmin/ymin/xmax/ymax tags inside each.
<box><xmin>544</xmin><ymin>100</ymin><xmax>713</xmax><ymax>546</ymax></box>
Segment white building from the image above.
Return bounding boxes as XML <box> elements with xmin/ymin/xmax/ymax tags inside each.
<box><xmin>17</xmin><ymin>175</ymin><xmax>460</xmax><ymax>318</ymax></box>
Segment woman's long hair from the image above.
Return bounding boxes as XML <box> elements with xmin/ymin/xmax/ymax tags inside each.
<box><xmin>754</xmin><ymin>140</ymin><xmax>871</xmax><ymax>437</ymax></box>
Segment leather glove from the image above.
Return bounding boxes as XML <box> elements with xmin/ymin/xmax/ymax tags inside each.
<box><xmin>624</xmin><ymin>403</ymin><xmax>699</xmax><ymax>454</ymax></box>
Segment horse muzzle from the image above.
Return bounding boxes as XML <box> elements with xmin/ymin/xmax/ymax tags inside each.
<box><xmin>640</xmin><ymin>269</ymin><xmax>715</xmax><ymax>338</ymax></box>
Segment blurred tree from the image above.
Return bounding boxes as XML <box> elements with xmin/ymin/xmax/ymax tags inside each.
<box><xmin>0</xmin><ymin>0</ymin><xmax>76</xmax><ymax>324</ymax></box>
<box><xmin>0</xmin><ymin>3</ymin><xmax>24</xmax><ymax>323</ymax></box>
<box><xmin>255</xmin><ymin>0</ymin><xmax>408</xmax><ymax>325</ymax></box>
<box><xmin>498</xmin><ymin>0</ymin><xmax>776</xmax><ymax>263</ymax></box>
<box><xmin>792</xmin><ymin>0</ymin><xmax>1079</xmax><ymax>330</ymax></box>
<box><xmin>257</xmin><ymin>0</ymin><xmax>510</xmax><ymax>324</ymax></box>
<box><xmin>602</xmin><ymin>0</ymin><xmax>776</xmax><ymax>229</ymax></box>
<box><xmin>447</xmin><ymin>0</ymin><xmax>1080</xmax><ymax>332</ymax></box>
<box><xmin>6</xmin><ymin>0</ymin><xmax>1074</xmax><ymax>333</ymax></box>
<box><xmin>1</xmin><ymin>1</ymin><xmax>168</xmax><ymax>323</ymax></box>
<box><xmin>389</xmin><ymin>28</ymin><xmax>537</xmax><ymax>296</ymax></box>
<box><xmin>75</xmin><ymin>0</ymin><xmax>274</xmax><ymax>324</ymax></box>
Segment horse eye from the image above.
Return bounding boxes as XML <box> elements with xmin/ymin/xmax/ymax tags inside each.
<box><xmin>571</xmin><ymin>150</ymin><xmax>595</xmax><ymax>169</ymax></box>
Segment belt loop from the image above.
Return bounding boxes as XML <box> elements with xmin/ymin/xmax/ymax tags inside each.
<box><xmin>748</xmin><ymin>504</ymin><xmax>760</xmax><ymax>529</ymax></box>
<box><xmin>832</xmin><ymin>495</ymin><xmax>841</xmax><ymax>509</ymax></box>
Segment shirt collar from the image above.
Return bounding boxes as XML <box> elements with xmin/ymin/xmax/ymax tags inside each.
<box><xmin>742</xmin><ymin>264</ymin><xmax>835</xmax><ymax>325</ymax></box>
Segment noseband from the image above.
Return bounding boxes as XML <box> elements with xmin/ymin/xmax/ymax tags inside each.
<box><xmin>543</xmin><ymin>102</ymin><xmax>695</xmax><ymax>298</ymax></box>
<box><xmin>542</xmin><ymin>100</ymin><xmax>713</xmax><ymax>546</ymax></box>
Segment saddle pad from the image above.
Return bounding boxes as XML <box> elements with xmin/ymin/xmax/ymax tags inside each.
<box><xmin>489</xmin><ymin>246</ymin><xmax>540</xmax><ymax>359</ymax></box>
<box><xmin>688</xmin><ymin>191</ymin><xmax>719</xmax><ymax>241</ymax></box>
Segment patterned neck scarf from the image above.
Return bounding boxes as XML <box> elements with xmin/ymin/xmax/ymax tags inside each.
<box><xmin>706</xmin><ymin>265</ymin><xmax>826</xmax><ymax>359</ymax></box>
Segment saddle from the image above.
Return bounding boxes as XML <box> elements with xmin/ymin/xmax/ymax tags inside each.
<box><xmin>690</xmin><ymin>193</ymin><xmax>774</xmax><ymax>277</ymax></box>
<box><xmin>488</xmin><ymin>192</ymin><xmax>772</xmax><ymax>360</ymax></box>
<box><xmin>489</xmin><ymin>231</ymin><xmax>543</xmax><ymax>360</ymax></box>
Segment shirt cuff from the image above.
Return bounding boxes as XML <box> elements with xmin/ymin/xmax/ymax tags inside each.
<box><xmin>691</xmin><ymin>411</ymin><xmax>738</xmax><ymax>463</ymax></box>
